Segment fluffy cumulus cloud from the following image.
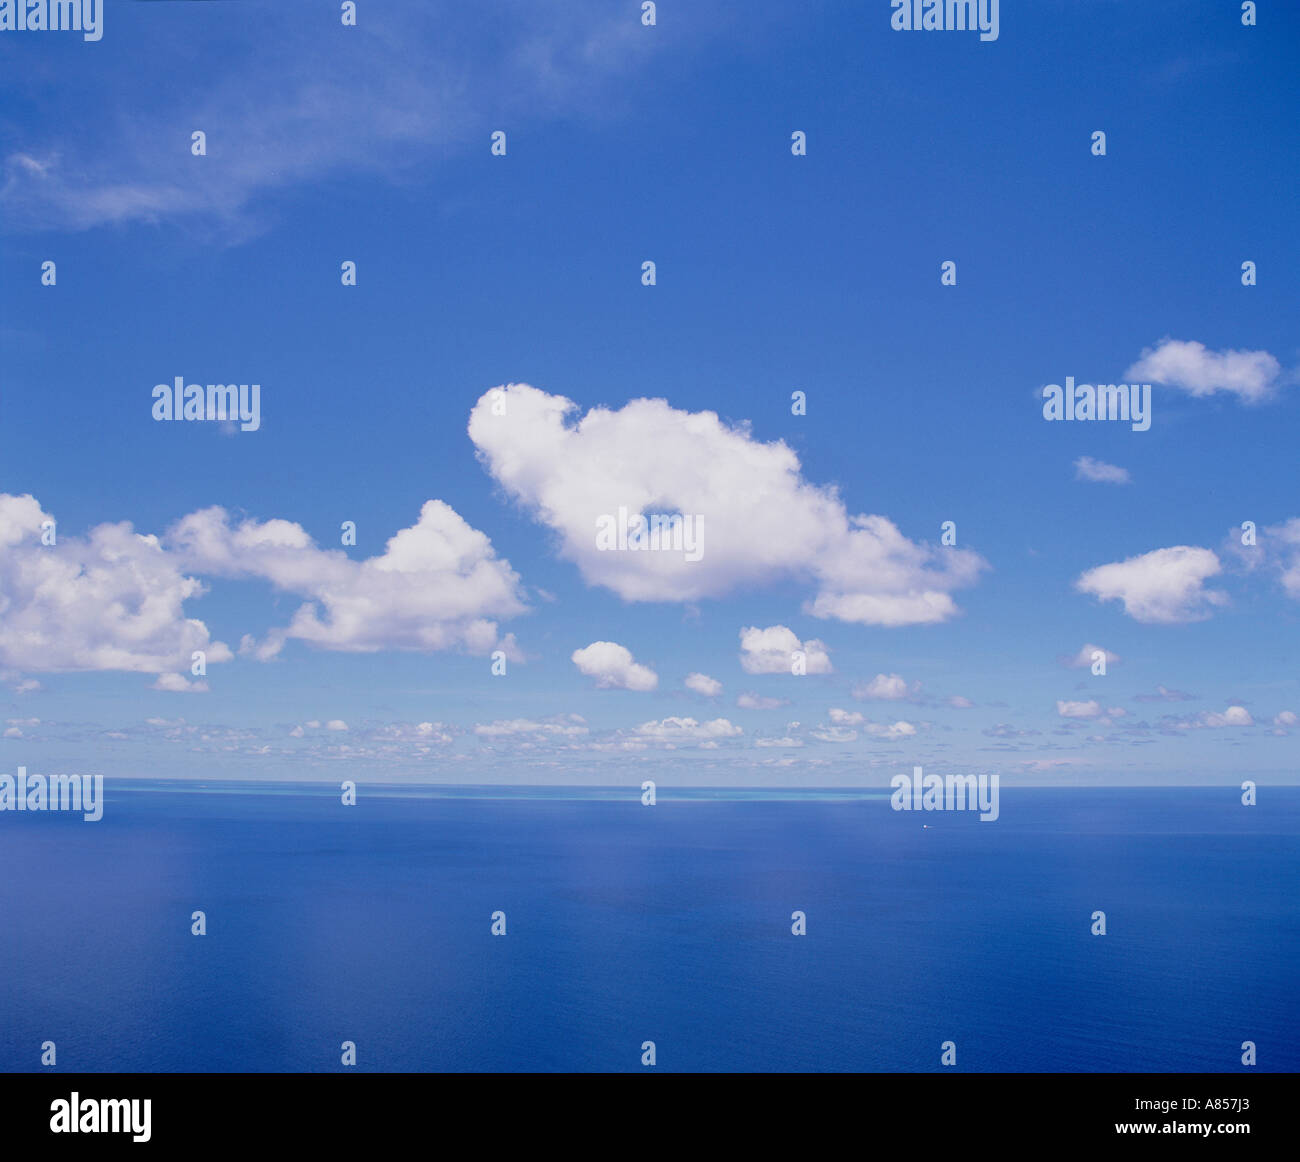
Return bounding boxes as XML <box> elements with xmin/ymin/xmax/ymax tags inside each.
<box><xmin>738</xmin><ymin>625</ymin><xmax>832</xmax><ymax>675</ymax></box>
<box><xmin>468</xmin><ymin>384</ymin><xmax>985</xmax><ymax>624</ymax></box>
<box><xmin>168</xmin><ymin>501</ymin><xmax>528</xmax><ymax>660</ymax></box>
<box><xmin>1126</xmin><ymin>339</ymin><xmax>1282</xmax><ymax>404</ymax></box>
<box><xmin>1075</xmin><ymin>546</ymin><xmax>1227</xmax><ymax>624</ymax></box>
<box><xmin>0</xmin><ymin>493</ymin><xmax>233</xmax><ymax>677</ymax></box>
<box><xmin>828</xmin><ymin>708</ymin><xmax>865</xmax><ymax>725</ymax></box>
<box><xmin>736</xmin><ymin>692</ymin><xmax>789</xmax><ymax>710</ymax></box>
<box><xmin>684</xmin><ymin>672</ymin><xmax>722</xmax><ymax>697</ymax></box>
<box><xmin>571</xmin><ymin>641</ymin><xmax>658</xmax><ymax>691</ymax></box>
<box><xmin>0</xmin><ymin>494</ymin><xmax>530</xmax><ymax>678</ymax></box>
<box><xmin>1074</xmin><ymin>456</ymin><xmax>1131</xmax><ymax>484</ymax></box>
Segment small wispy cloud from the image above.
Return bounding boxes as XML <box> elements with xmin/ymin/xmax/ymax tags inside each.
<box><xmin>1134</xmin><ymin>685</ymin><xmax>1195</xmax><ymax>703</ymax></box>
<box><xmin>1</xmin><ymin>3</ymin><xmax>673</xmax><ymax>239</ymax></box>
<box><xmin>851</xmin><ymin>673</ymin><xmax>919</xmax><ymax>701</ymax></box>
<box><xmin>1074</xmin><ymin>456</ymin><xmax>1131</xmax><ymax>484</ymax></box>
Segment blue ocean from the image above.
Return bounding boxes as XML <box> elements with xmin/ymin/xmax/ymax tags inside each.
<box><xmin>1</xmin><ymin>784</ymin><xmax>1295</xmax><ymax>1072</ymax></box>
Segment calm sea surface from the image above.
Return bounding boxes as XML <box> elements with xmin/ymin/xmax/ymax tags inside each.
<box><xmin>1</xmin><ymin>784</ymin><xmax>1295</xmax><ymax>1072</ymax></box>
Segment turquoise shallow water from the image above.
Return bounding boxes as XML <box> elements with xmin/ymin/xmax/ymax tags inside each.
<box><xmin>1</xmin><ymin>784</ymin><xmax>1295</xmax><ymax>1072</ymax></box>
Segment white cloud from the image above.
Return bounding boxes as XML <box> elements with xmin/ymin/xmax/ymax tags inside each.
<box><xmin>475</xmin><ymin>717</ymin><xmax>589</xmax><ymax>738</ymax></box>
<box><xmin>1061</xmin><ymin>643</ymin><xmax>1121</xmax><ymax>669</ymax></box>
<box><xmin>1274</xmin><ymin>710</ymin><xmax>1297</xmax><ymax>727</ymax></box>
<box><xmin>631</xmin><ymin>717</ymin><xmax>742</xmax><ymax>743</ymax></box>
<box><xmin>1057</xmin><ymin>700</ymin><xmax>1102</xmax><ymax>719</ymax></box>
<box><xmin>326</xmin><ymin>720</ymin><xmax>349</xmax><ymax>732</ymax></box>
<box><xmin>811</xmin><ymin>726</ymin><xmax>858</xmax><ymax>743</ymax></box>
<box><xmin>169</xmin><ymin>501</ymin><xmax>528</xmax><ymax>660</ymax></box>
<box><xmin>0</xmin><ymin>493</ymin><xmax>233</xmax><ymax>676</ymax></box>
<box><xmin>0</xmin><ymin>4</ymin><xmax>669</xmax><ymax>236</ymax></box>
<box><xmin>468</xmin><ymin>384</ymin><xmax>985</xmax><ymax>624</ymax></box>
<box><xmin>369</xmin><ymin>722</ymin><xmax>454</xmax><ymax>745</ymax></box>
<box><xmin>1017</xmin><ymin>758</ymin><xmax>1088</xmax><ymax>773</ymax></box>
<box><xmin>1049</xmin><ymin>701</ymin><xmax>1126</xmax><ymax>730</ymax></box>
<box><xmin>947</xmin><ymin>695</ymin><xmax>974</xmax><ymax>709</ymax></box>
<box><xmin>828</xmin><ymin>708</ymin><xmax>865</xmax><ymax>725</ymax></box>
<box><xmin>1261</xmin><ymin>518</ymin><xmax>1300</xmax><ymax>600</ymax></box>
<box><xmin>738</xmin><ymin>625</ymin><xmax>832</xmax><ymax>674</ymax></box>
<box><xmin>571</xmin><ymin>641</ymin><xmax>658</xmax><ymax>691</ymax></box>
<box><xmin>1134</xmin><ymin>684</ymin><xmax>1194</xmax><ymax>703</ymax></box>
<box><xmin>1201</xmin><ymin>706</ymin><xmax>1253</xmax><ymax>727</ymax></box>
<box><xmin>851</xmin><ymin>672</ymin><xmax>916</xmax><ymax>701</ymax></box>
<box><xmin>754</xmin><ymin>735</ymin><xmax>803</xmax><ymax>748</ymax></box>
<box><xmin>1170</xmin><ymin>706</ymin><xmax>1255</xmax><ymax>729</ymax></box>
<box><xmin>736</xmin><ymin>692</ymin><xmax>788</xmax><ymax>710</ymax></box>
<box><xmin>0</xmin><ymin>490</ymin><xmax>525</xmax><ymax>682</ymax></box>
<box><xmin>984</xmin><ymin>723</ymin><xmax>1039</xmax><ymax>739</ymax></box>
<box><xmin>152</xmin><ymin>674</ymin><xmax>209</xmax><ymax>693</ymax></box>
<box><xmin>805</xmin><ymin>515</ymin><xmax>986</xmax><ymax>626</ymax></box>
<box><xmin>684</xmin><ymin>672</ymin><xmax>722</xmax><ymax>697</ymax></box>
<box><xmin>1074</xmin><ymin>456</ymin><xmax>1131</xmax><ymax>484</ymax></box>
<box><xmin>1126</xmin><ymin>339</ymin><xmax>1282</xmax><ymax>403</ymax></box>
<box><xmin>864</xmin><ymin>720</ymin><xmax>916</xmax><ymax>740</ymax></box>
<box><xmin>1075</xmin><ymin>546</ymin><xmax>1227</xmax><ymax>624</ymax></box>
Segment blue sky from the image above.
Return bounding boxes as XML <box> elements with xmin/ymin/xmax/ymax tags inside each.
<box><xmin>1</xmin><ymin>0</ymin><xmax>1297</xmax><ymax>785</ymax></box>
